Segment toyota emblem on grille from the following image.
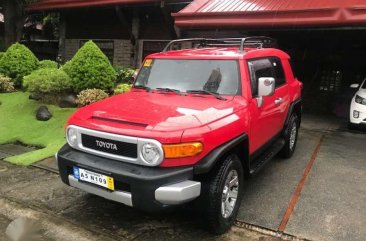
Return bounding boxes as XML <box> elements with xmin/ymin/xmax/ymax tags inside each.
<box><xmin>96</xmin><ymin>140</ymin><xmax>118</xmax><ymax>150</ymax></box>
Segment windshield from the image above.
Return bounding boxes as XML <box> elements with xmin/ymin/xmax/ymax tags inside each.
<box><xmin>362</xmin><ymin>79</ymin><xmax>366</xmax><ymax>89</ymax></box>
<box><xmin>135</xmin><ymin>59</ymin><xmax>240</xmax><ymax>95</ymax></box>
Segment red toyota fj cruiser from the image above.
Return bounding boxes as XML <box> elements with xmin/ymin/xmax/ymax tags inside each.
<box><xmin>56</xmin><ymin>37</ymin><xmax>302</xmax><ymax>234</ymax></box>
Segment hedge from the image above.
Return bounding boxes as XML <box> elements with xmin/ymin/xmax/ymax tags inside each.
<box><xmin>0</xmin><ymin>43</ymin><xmax>39</xmax><ymax>85</ymax></box>
<box><xmin>63</xmin><ymin>40</ymin><xmax>116</xmax><ymax>93</ymax></box>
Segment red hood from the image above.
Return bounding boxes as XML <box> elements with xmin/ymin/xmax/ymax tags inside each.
<box><xmin>68</xmin><ymin>90</ymin><xmax>245</xmax><ymax>138</ymax></box>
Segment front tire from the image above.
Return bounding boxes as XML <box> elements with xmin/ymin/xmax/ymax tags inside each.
<box><xmin>201</xmin><ymin>154</ymin><xmax>244</xmax><ymax>234</ymax></box>
<box><xmin>280</xmin><ymin>114</ymin><xmax>299</xmax><ymax>158</ymax></box>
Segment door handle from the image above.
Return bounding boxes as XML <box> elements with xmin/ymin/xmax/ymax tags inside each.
<box><xmin>274</xmin><ymin>98</ymin><xmax>283</xmax><ymax>105</ymax></box>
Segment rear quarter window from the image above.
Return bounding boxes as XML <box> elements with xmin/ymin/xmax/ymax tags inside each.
<box><xmin>270</xmin><ymin>58</ymin><xmax>286</xmax><ymax>88</ymax></box>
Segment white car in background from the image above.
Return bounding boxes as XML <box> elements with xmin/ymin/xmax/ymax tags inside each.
<box><xmin>350</xmin><ymin>79</ymin><xmax>366</xmax><ymax>129</ymax></box>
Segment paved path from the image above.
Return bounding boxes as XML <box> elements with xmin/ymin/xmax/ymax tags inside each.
<box><xmin>0</xmin><ymin>143</ymin><xmax>36</xmax><ymax>161</ymax></box>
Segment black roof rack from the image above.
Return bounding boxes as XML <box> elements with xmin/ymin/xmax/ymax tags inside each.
<box><xmin>162</xmin><ymin>36</ymin><xmax>277</xmax><ymax>53</ymax></box>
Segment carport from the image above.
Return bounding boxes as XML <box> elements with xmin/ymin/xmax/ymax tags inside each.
<box><xmin>171</xmin><ymin>1</ymin><xmax>366</xmax><ymax>240</ymax></box>
<box><xmin>173</xmin><ymin>0</ymin><xmax>366</xmax><ymax>117</ymax></box>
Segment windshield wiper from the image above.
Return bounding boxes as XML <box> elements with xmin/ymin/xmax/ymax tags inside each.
<box><xmin>186</xmin><ymin>90</ymin><xmax>226</xmax><ymax>100</ymax></box>
<box><xmin>155</xmin><ymin>88</ymin><xmax>181</xmax><ymax>94</ymax></box>
<box><xmin>133</xmin><ymin>85</ymin><xmax>150</xmax><ymax>91</ymax></box>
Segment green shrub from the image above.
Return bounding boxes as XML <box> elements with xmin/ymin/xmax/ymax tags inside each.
<box><xmin>114</xmin><ymin>83</ymin><xmax>132</xmax><ymax>95</ymax></box>
<box><xmin>114</xmin><ymin>66</ymin><xmax>135</xmax><ymax>83</ymax></box>
<box><xmin>23</xmin><ymin>68</ymin><xmax>71</xmax><ymax>95</ymax></box>
<box><xmin>0</xmin><ymin>43</ymin><xmax>39</xmax><ymax>85</ymax></box>
<box><xmin>61</xmin><ymin>60</ymin><xmax>71</xmax><ymax>72</ymax></box>
<box><xmin>63</xmin><ymin>40</ymin><xmax>116</xmax><ymax>93</ymax></box>
<box><xmin>0</xmin><ymin>74</ymin><xmax>15</xmax><ymax>93</ymax></box>
<box><xmin>0</xmin><ymin>52</ymin><xmax>4</xmax><ymax>60</ymax></box>
<box><xmin>39</xmin><ymin>60</ymin><xmax>58</xmax><ymax>69</ymax></box>
<box><xmin>76</xmin><ymin>88</ymin><xmax>109</xmax><ymax>106</ymax></box>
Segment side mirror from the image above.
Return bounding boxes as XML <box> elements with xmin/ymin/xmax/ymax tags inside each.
<box><xmin>258</xmin><ymin>77</ymin><xmax>275</xmax><ymax>96</ymax></box>
<box><xmin>350</xmin><ymin>83</ymin><xmax>360</xmax><ymax>89</ymax></box>
<box><xmin>257</xmin><ymin>77</ymin><xmax>275</xmax><ymax>108</ymax></box>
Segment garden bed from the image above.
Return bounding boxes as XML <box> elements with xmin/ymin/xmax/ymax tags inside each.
<box><xmin>0</xmin><ymin>92</ymin><xmax>75</xmax><ymax>165</ymax></box>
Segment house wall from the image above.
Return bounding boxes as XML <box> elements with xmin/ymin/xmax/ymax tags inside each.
<box><xmin>64</xmin><ymin>39</ymin><xmax>133</xmax><ymax>67</ymax></box>
<box><xmin>65</xmin><ymin>8</ymin><xmax>130</xmax><ymax>39</ymax></box>
<box><xmin>61</xmin><ymin>5</ymin><xmax>184</xmax><ymax>67</ymax></box>
<box><xmin>63</xmin><ymin>8</ymin><xmax>133</xmax><ymax>66</ymax></box>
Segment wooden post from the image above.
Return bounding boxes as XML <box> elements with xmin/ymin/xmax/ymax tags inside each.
<box><xmin>3</xmin><ymin>1</ymin><xmax>25</xmax><ymax>48</ymax></box>
<box><xmin>131</xmin><ymin>8</ymin><xmax>140</xmax><ymax>67</ymax></box>
<box><xmin>115</xmin><ymin>6</ymin><xmax>136</xmax><ymax>45</ymax></box>
<box><xmin>160</xmin><ymin>0</ymin><xmax>178</xmax><ymax>39</ymax></box>
<box><xmin>58</xmin><ymin>13</ymin><xmax>66</xmax><ymax>63</ymax></box>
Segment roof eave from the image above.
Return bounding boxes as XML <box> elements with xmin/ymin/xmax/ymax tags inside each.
<box><xmin>173</xmin><ymin>6</ymin><xmax>366</xmax><ymax>28</ymax></box>
<box><xmin>26</xmin><ymin>0</ymin><xmax>189</xmax><ymax>11</ymax></box>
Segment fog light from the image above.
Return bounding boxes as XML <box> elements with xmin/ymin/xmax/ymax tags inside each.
<box><xmin>353</xmin><ymin>110</ymin><xmax>360</xmax><ymax>118</ymax></box>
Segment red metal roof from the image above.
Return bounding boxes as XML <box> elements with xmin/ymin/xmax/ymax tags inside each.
<box><xmin>173</xmin><ymin>0</ymin><xmax>366</xmax><ymax>28</ymax></box>
<box><xmin>27</xmin><ymin>0</ymin><xmax>186</xmax><ymax>11</ymax></box>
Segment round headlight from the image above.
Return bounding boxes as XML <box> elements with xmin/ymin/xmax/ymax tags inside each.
<box><xmin>141</xmin><ymin>143</ymin><xmax>161</xmax><ymax>165</ymax></box>
<box><xmin>67</xmin><ymin>127</ymin><xmax>78</xmax><ymax>147</ymax></box>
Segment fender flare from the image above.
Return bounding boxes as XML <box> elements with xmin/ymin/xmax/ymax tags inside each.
<box><xmin>193</xmin><ymin>133</ymin><xmax>248</xmax><ymax>175</ymax></box>
<box><xmin>284</xmin><ymin>98</ymin><xmax>302</xmax><ymax>126</ymax></box>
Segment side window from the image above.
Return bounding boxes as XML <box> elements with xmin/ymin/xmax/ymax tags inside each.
<box><xmin>270</xmin><ymin>58</ymin><xmax>286</xmax><ymax>88</ymax></box>
<box><xmin>247</xmin><ymin>58</ymin><xmax>274</xmax><ymax>96</ymax></box>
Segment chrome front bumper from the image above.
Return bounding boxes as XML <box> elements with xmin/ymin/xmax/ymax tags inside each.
<box><xmin>68</xmin><ymin>175</ymin><xmax>133</xmax><ymax>206</ymax></box>
<box><xmin>155</xmin><ymin>181</ymin><xmax>201</xmax><ymax>205</ymax></box>
<box><xmin>68</xmin><ymin>175</ymin><xmax>201</xmax><ymax>206</ymax></box>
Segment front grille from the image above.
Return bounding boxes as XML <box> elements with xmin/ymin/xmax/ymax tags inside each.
<box><xmin>81</xmin><ymin>134</ymin><xmax>137</xmax><ymax>158</ymax></box>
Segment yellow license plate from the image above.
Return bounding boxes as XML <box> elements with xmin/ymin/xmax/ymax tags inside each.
<box><xmin>73</xmin><ymin>167</ymin><xmax>114</xmax><ymax>191</ymax></box>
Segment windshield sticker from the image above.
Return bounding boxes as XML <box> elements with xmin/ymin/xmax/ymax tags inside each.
<box><xmin>144</xmin><ymin>59</ymin><xmax>152</xmax><ymax>67</ymax></box>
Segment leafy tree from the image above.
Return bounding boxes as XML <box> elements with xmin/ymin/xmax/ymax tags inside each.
<box><xmin>23</xmin><ymin>68</ymin><xmax>71</xmax><ymax>94</ymax></box>
<box><xmin>39</xmin><ymin>60</ymin><xmax>58</xmax><ymax>69</ymax></box>
<box><xmin>43</xmin><ymin>13</ymin><xmax>60</xmax><ymax>39</ymax></box>
<box><xmin>114</xmin><ymin>66</ymin><xmax>136</xmax><ymax>83</ymax></box>
<box><xmin>0</xmin><ymin>43</ymin><xmax>39</xmax><ymax>85</ymax></box>
<box><xmin>63</xmin><ymin>41</ymin><xmax>116</xmax><ymax>93</ymax></box>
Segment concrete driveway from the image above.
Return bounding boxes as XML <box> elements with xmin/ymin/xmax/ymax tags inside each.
<box><xmin>0</xmin><ymin>114</ymin><xmax>365</xmax><ymax>240</ymax></box>
<box><xmin>238</xmin><ymin>115</ymin><xmax>366</xmax><ymax>241</ymax></box>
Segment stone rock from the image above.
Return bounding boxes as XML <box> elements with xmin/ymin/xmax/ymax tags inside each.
<box><xmin>36</xmin><ymin>106</ymin><xmax>52</xmax><ymax>121</ymax></box>
<box><xmin>59</xmin><ymin>94</ymin><xmax>77</xmax><ymax>108</ymax></box>
<box><xmin>29</xmin><ymin>93</ymin><xmax>42</xmax><ymax>101</ymax></box>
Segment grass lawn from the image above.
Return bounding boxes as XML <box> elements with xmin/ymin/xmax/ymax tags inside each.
<box><xmin>0</xmin><ymin>92</ymin><xmax>75</xmax><ymax>165</ymax></box>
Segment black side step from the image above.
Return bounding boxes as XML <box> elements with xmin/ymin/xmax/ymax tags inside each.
<box><xmin>249</xmin><ymin>138</ymin><xmax>285</xmax><ymax>175</ymax></box>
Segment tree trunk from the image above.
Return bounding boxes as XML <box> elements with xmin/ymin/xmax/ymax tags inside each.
<box><xmin>3</xmin><ymin>1</ymin><xmax>25</xmax><ymax>48</ymax></box>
